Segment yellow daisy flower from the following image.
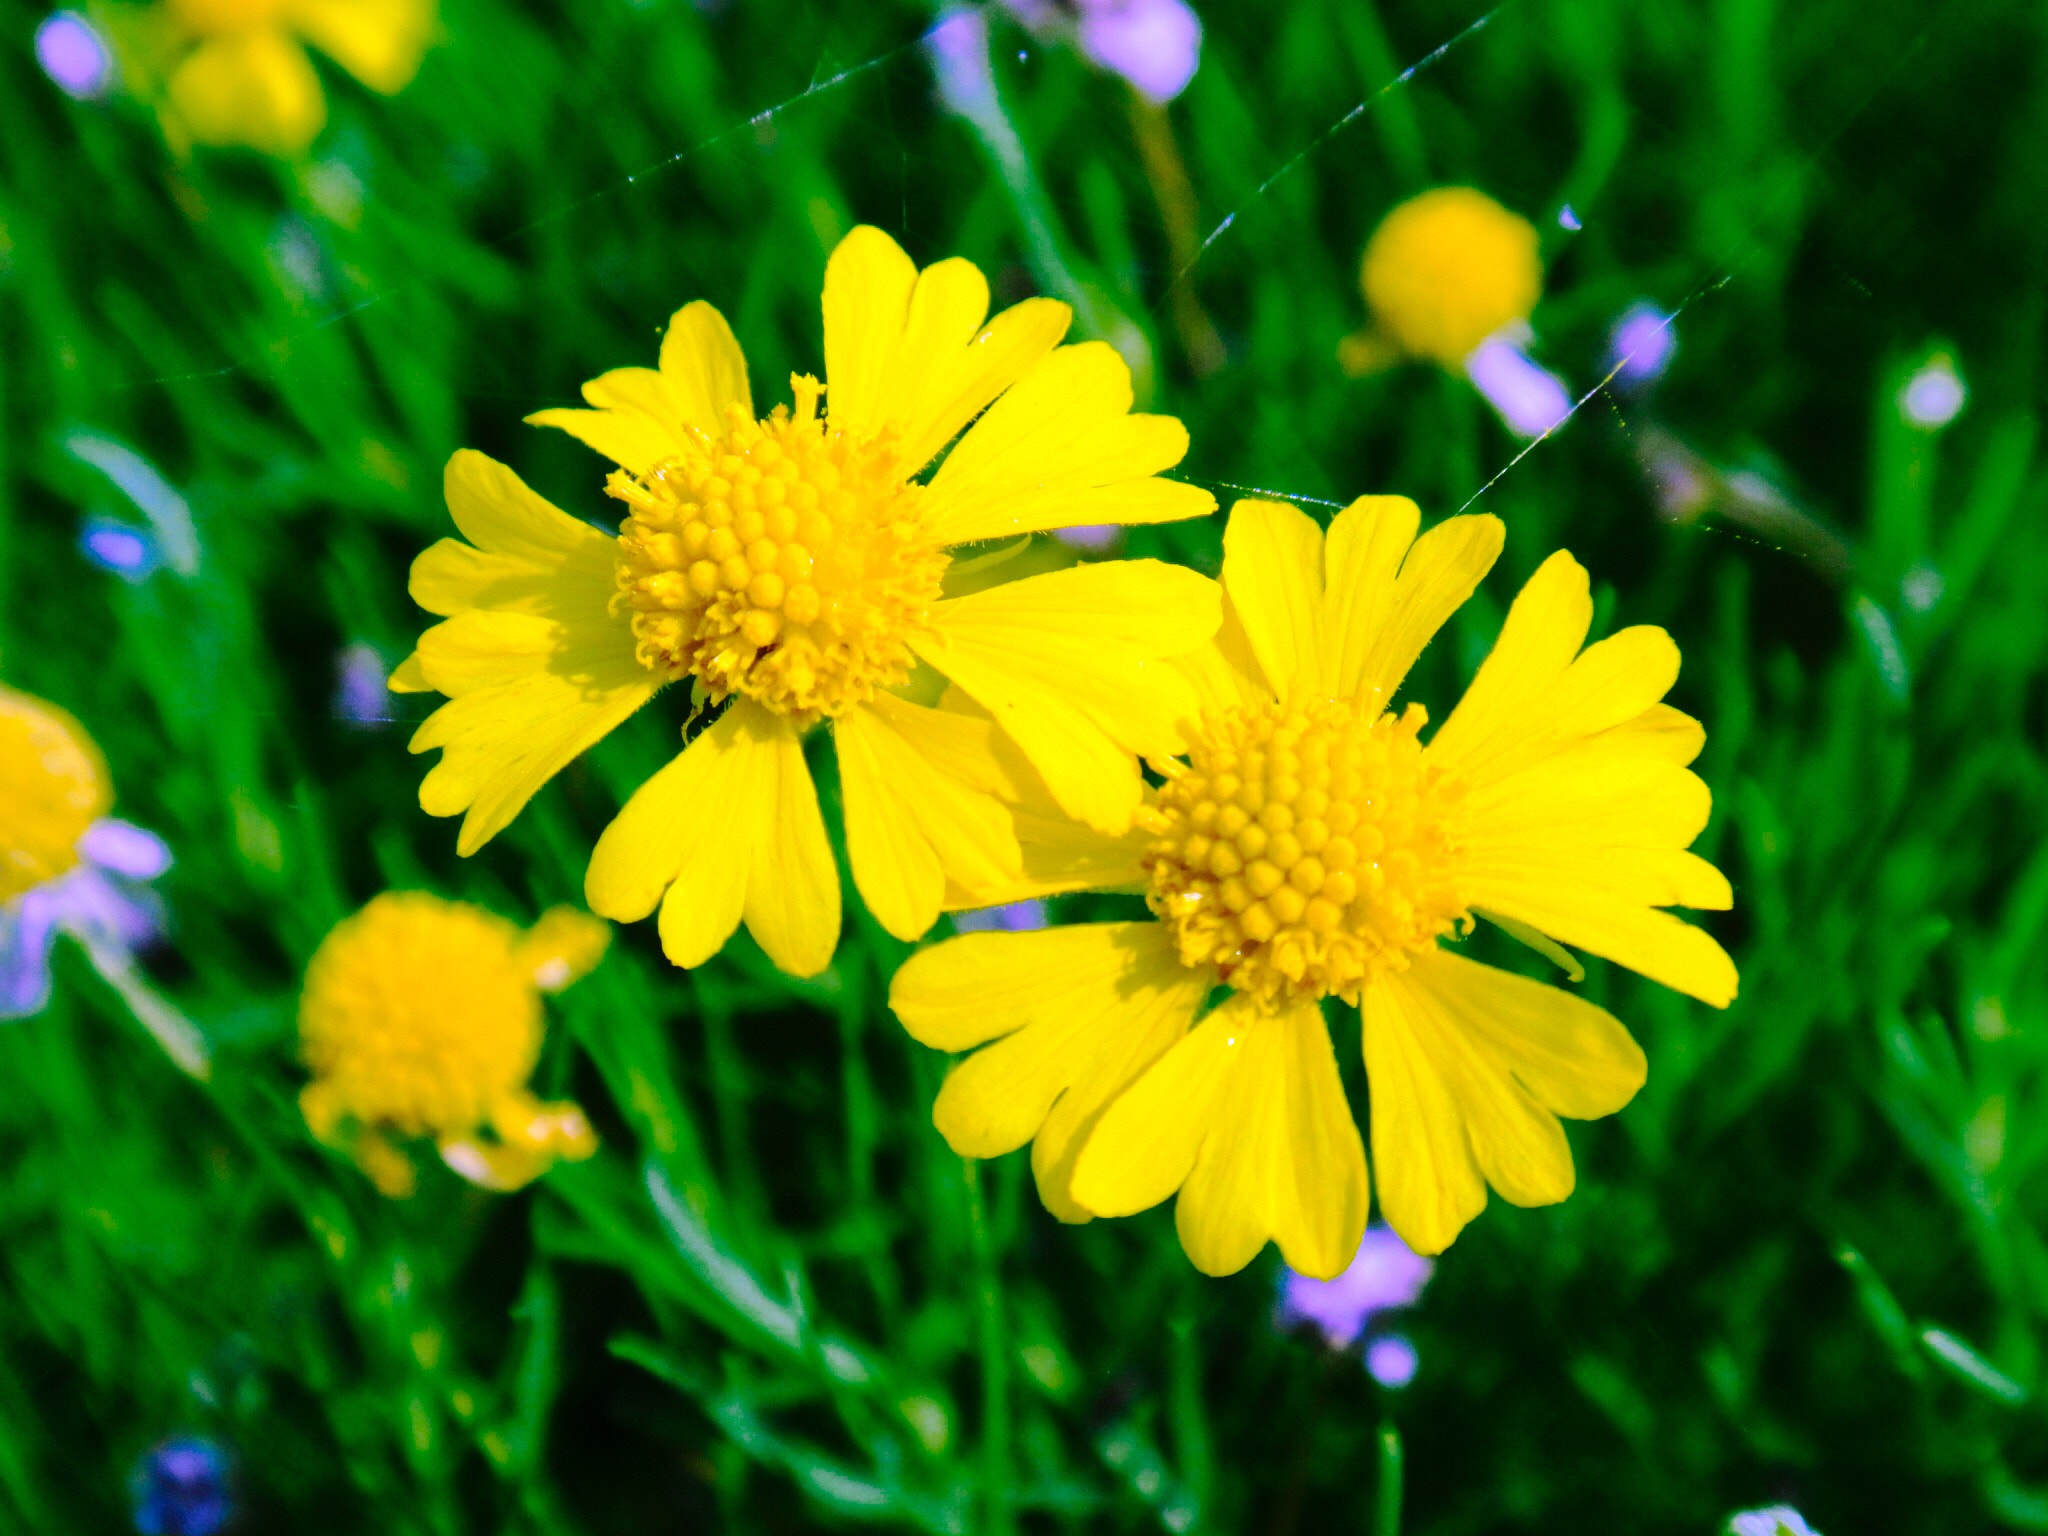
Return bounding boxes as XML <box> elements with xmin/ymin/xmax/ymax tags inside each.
<box><xmin>891</xmin><ymin>496</ymin><xmax>1737</xmax><ymax>1275</ymax></box>
<box><xmin>299</xmin><ymin>892</ymin><xmax>606</xmax><ymax>1198</ymax></box>
<box><xmin>0</xmin><ymin>685</ymin><xmax>111</xmax><ymax>904</ymax></box>
<box><xmin>394</xmin><ymin>225</ymin><xmax>1219</xmax><ymax>976</ymax></box>
<box><xmin>1339</xmin><ymin>187</ymin><xmax>1542</xmax><ymax>375</ymax></box>
<box><xmin>115</xmin><ymin>0</ymin><xmax>435</xmax><ymax>157</ymax></box>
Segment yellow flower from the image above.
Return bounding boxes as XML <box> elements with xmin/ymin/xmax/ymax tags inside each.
<box><xmin>1340</xmin><ymin>187</ymin><xmax>1542</xmax><ymax>374</ymax></box>
<box><xmin>127</xmin><ymin>0</ymin><xmax>435</xmax><ymax>156</ymax></box>
<box><xmin>891</xmin><ymin>496</ymin><xmax>1737</xmax><ymax>1274</ymax></box>
<box><xmin>395</xmin><ymin>225</ymin><xmax>1219</xmax><ymax>977</ymax></box>
<box><xmin>0</xmin><ymin>685</ymin><xmax>111</xmax><ymax>904</ymax></box>
<box><xmin>299</xmin><ymin>892</ymin><xmax>606</xmax><ymax>1198</ymax></box>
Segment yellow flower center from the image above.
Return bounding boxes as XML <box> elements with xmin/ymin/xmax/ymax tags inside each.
<box><xmin>1363</xmin><ymin>186</ymin><xmax>1542</xmax><ymax>368</ymax></box>
<box><xmin>609</xmin><ymin>376</ymin><xmax>949</xmax><ymax>726</ymax></box>
<box><xmin>300</xmin><ymin>892</ymin><xmax>542</xmax><ymax>1139</ymax></box>
<box><xmin>1142</xmin><ymin>699</ymin><xmax>1469</xmax><ymax>1008</ymax></box>
<box><xmin>0</xmin><ymin>687</ymin><xmax>112</xmax><ymax>905</ymax></box>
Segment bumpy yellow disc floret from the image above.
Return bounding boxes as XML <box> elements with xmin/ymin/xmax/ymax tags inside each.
<box><xmin>298</xmin><ymin>891</ymin><xmax>606</xmax><ymax>1197</ymax></box>
<box><xmin>609</xmin><ymin>376</ymin><xmax>950</xmax><ymax>726</ymax></box>
<box><xmin>1361</xmin><ymin>187</ymin><xmax>1542</xmax><ymax>368</ymax></box>
<box><xmin>1141</xmin><ymin>699</ymin><xmax>1469</xmax><ymax>1008</ymax></box>
<box><xmin>0</xmin><ymin>686</ymin><xmax>112</xmax><ymax>904</ymax></box>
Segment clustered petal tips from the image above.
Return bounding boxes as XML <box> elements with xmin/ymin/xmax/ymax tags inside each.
<box><xmin>297</xmin><ymin>891</ymin><xmax>606</xmax><ymax>1198</ymax></box>
<box><xmin>892</xmin><ymin>494</ymin><xmax>1737</xmax><ymax>1272</ymax></box>
<box><xmin>400</xmin><ymin>223</ymin><xmax>1218</xmax><ymax>977</ymax></box>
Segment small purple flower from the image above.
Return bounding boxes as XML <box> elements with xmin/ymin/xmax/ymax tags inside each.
<box><xmin>953</xmin><ymin>899</ymin><xmax>1049</xmax><ymax>934</ymax></box>
<box><xmin>1899</xmin><ymin>357</ymin><xmax>1965</xmax><ymax>430</ymax></box>
<box><xmin>1465</xmin><ymin>333</ymin><xmax>1574</xmax><ymax>439</ymax></box>
<box><xmin>82</xmin><ymin>519</ymin><xmax>161</xmax><ymax>581</ymax></box>
<box><xmin>1075</xmin><ymin>0</ymin><xmax>1201</xmax><ymax>103</ymax></box>
<box><xmin>334</xmin><ymin>643</ymin><xmax>393</xmax><ymax>728</ymax></box>
<box><xmin>1052</xmin><ymin>524</ymin><xmax>1121</xmax><ymax>552</ymax></box>
<box><xmin>2</xmin><ymin>820</ymin><xmax>170</xmax><ymax>1020</ymax></box>
<box><xmin>1606</xmin><ymin>302</ymin><xmax>1676</xmax><ymax>393</ymax></box>
<box><xmin>929</xmin><ymin>8</ymin><xmax>1001</xmax><ymax>125</ymax></box>
<box><xmin>1276</xmin><ymin>1225</ymin><xmax>1433</xmax><ymax>1348</ymax></box>
<box><xmin>132</xmin><ymin>1436</ymin><xmax>233</xmax><ymax>1536</ymax></box>
<box><xmin>1556</xmin><ymin>204</ymin><xmax>1582</xmax><ymax>231</ymax></box>
<box><xmin>36</xmin><ymin>10</ymin><xmax>114</xmax><ymax>100</ymax></box>
<box><xmin>1364</xmin><ymin>1334</ymin><xmax>1419</xmax><ymax>1389</ymax></box>
<box><xmin>1729</xmin><ymin>1507</ymin><xmax>1819</xmax><ymax>1536</ymax></box>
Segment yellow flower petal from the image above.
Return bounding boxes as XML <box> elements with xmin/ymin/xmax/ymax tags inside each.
<box><xmin>880</xmin><ymin>259</ymin><xmax>1075</xmax><ymax>473</ymax></box>
<box><xmin>410</xmin><ymin>451</ymin><xmax>616</xmax><ymax>618</ymax></box>
<box><xmin>1360</xmin><ymin>975</ymin><xmax>1487</xmax><ymax>1255</ymax></box>
<box><xmin>527</xmin><ymin>301</ymin><xmax>749</xmax><ymax>474</ymax></box>
<box><xmin>1068</xmin><ymin>998</ymin><xmax>1240</xmax><ymax>1219</ymax></box>
<box><xmin>410</xmin><ymin>609</ymin><xmax>659</xmax><ymax>855</ymax></box>
<box><xmin>822</xmin><ymin>225</ymin><xmax>920</xmax><ymax>442</ymax></box>
<box><xmin>168</xmin><ymin>30</ymin><xmax>325</xmax><ymax>156</ymax></box>
<box><xmin>741</xmin><ymin>718</ymin><xmax>840</xmax><ymax>977</ymax></box>
<box><xmin>1368</xmin><ymin>959</ymin><xmax>1578</xmax><ymax>1225</ymax></box>
<box><xmin>1398</xmin><ymin>946</ymin><xmax>1645</xmax><ymax>1120</ymax></box>
<box><xmin>1325</xmin><ymin>499</ymin><xmax>1503</xmax><ymax>708</ymax></box>
<box><xmin>289</xmin><ymin>0</ymin><xmax>433</xmax><ymax>93</ymax></box>
<box><xmin>923</xmin><ymin>342</ymin><xmax>1213</xmax><ymax>544</ymax></box>
<box><xmin>891</xmin><ymin>920</ymin><xmax>1164</xmax><ymax>1052</ymax></box>
<box><xmin>915</xmin><ymin>562</ymin><xmax>1219</xmax><ymax>835</ymax></box>
<box><xmin>1174</xmin><ymin>998</ymin><xmax>1369</xmax><ymax>1279</ymax></box>
<box><xmin>1459</xmin><ymin>857</ymin><xmax>1739</xmax><ymax>1005</ymax></box>
<box><xmin>523</xmin><ymin>406</ymin><xmax>680</xmax><ymax>479</ymax></box>
<box><xmin>836</xmin><ymin>695</ymin><xmax>1021</xmax><ymax>942</ymax></box>
<box><xmin>1169</xmin><ymin>593</ymin><xmax>1271</xmax><ymax>714</ymax></box>
<box><xmin>586</xmin><ymin>705</ymin><xmax>755</xmax><ymax>936</ymax></box>
<box><xmin>405</xmin><ymin>454</ymin><xmax>654</xmax><ymax>854</ymax></box>
<box><xmin>387</xmin><ymin>652</ymin><xmax>430</xmax><ymax>692</ymax></box>
<box><xmin>1426</xmin><ymin>549</ymin><xmax>1591</xmax><ymax>771</ymax></box>
<box><xmin>1466</xmin><ymin>751</ymin><xmax>1713</xmax><ymax>849</ymax></box>
<box><xmin>657</xmin><ymin>300</ymin><xmax>752</xmax><ymax>432</ymax></box>
<box><xmin>587</xmin><ymin>703</ymin><xmax>838</xmax><ymax>975</ymax></box>
<box><xmin>1072</xmin><ymin>996</ymin><xmax>1367</xmax><ymax>1278</ymax></box>
<box><xmin>1220</xmin><ymin>499</ymin><xmax>1326</xmax><ymax>699</ymax></box>
<box><xmin>893</xmin><ymin>923</ymin><xmax>1205</xmax><ymax>1220</ymax></box>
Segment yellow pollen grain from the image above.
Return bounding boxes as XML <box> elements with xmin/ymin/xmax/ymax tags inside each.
<box><xmin>608</xmin><ymin>377</ymin><xmax>949</xmax><ymax>725</ymax></box>
<box><xmin>1142</xmin><ymin>698</ymin><xmax>1470</xmax><ymax>1009</ymax></box>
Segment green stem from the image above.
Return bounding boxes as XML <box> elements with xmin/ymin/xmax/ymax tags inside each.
<box><xmin>963</xmin><ymin>1159</ymin><xmax>1013</xmax><ymax>1536</ymax></box>
<box><xmin>1375</xmin><ymin>1420</ymin><xmax>1403</xmax><ymax>1536</ymax></box>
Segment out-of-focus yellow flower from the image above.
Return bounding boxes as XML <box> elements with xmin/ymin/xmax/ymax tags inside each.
<box><xmin>118</xmin><ymin>0</ymin><xmax>435</xmax><ymax>157</ymax></box>
<box><xmin>893</xmin><ymin>496</ymin><xmax>1737</xmax><ymax>1275</ymax></box>
<box><xmin>1340</xmin><ymin>187</ymin><xmax>1542</xmax><ymax>374</ymax></box>
<box><xmin>0</xmin><ymin>686</ymin><xmax>111</xmax><ymax>904</ymax></box>
<box><xmin>299</xmin><ymin>892</ymin><xmax>606</xmax><ymax>1198</ymax></box>
<box><xmin>394</xmin><ymin>224</ymin><xmax>1220</xmax><ymax>979</ymax></box>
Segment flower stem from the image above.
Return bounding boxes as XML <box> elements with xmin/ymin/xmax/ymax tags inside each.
<box><xmin>963</xmin><ymin>1158</ymin><xmax>1012</xmax><ymax>1536</ymax></box>
<box><xmin>1375</xmin><ymin>1419</ymin><xmax>1404</xmax><ymax>1536</ymax></box>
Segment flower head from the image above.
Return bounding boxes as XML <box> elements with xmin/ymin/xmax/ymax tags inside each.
<box><xmin>38</xmin><ymin>11</ymin><xmax>116</xmax><ymax>98</ymax></box>
<box><xmin>893</xmin><ymin>496</ymin><xmax>1736</xmax><ymax>1274</ymax></box>
<box><xmin>1364</xmin><ymin>1334</ymin><xmax>1418</xmax><ymax>1388</ymax></box>
<box><xmin>1606</xmin><ymin>302</ymin><xmax>1677</xmax><ymax>393</ymax></box>
<box><xmin>298</xmin><ymin>892</ymin><xmax>607</xmax><ymax>1197</ymax></box>
<box><xmin>132</xmin><ymin>1436</ymin><xmax>233</xmax><ymax>1536</ymax></box>
<box><xmin>1</xmin><ymin>684</ymin><xmax>111</xmax><ymax>904</ymax></box>
<box><xmin>1277</xmin><ymin>1224</ymin><xmax>1432</xmax><ymax>1348</ymax></box>
<box><xmin>397</xmin><ymin>225</ymin><xmax>1218</xmax><ymax>978</ymax></box>
<box><xmin>0</xmin><ymin>685</ymin><xmax>200</xmax><ymax>1066</ymax></box>
<box><xmin>1899</xmin><ymin>354</ymin><xmax>1965</xmax><ymax>429</ymax></box>
<box><xmin>114</xmin><ymin>0</ymin><xmax>435</xmax><ymax>156</ymax></box>
<box><xmin>1343</xmin><ymin>188</ymin><xmax>1542</xmax><ymax>372</ymax></box>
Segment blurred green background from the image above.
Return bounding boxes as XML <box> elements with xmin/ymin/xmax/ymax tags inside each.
<box><xmin>6</xmin><ymin>0</ymin><xmax>2048</xmax><ymax>1529</ymax></box>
